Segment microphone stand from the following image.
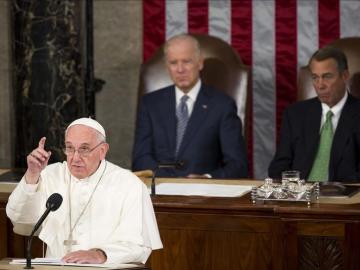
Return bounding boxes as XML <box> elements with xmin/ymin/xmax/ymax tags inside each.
<box><xmin>151</xmin><ymin>161</ymin><xmax>184</xmax><ymax>197</ymax></box>
<box><xmin>25</xmin><ymin>237</ymin><xmax>35</xmax><ymax>269</ymax></box>
<box><xmin>24</xmin><ymin>193</ymin><xmax>63</xmax><ymax>269</ymax></box>
<box><xmin>25</xmin><ymin>208</ymin><xmax>51</xmax><ymax>269</ymax></box>
<box><xmin>151</xmin><ymin>169</ymin><xmax>156</xmax><ymax>197</ymax></box>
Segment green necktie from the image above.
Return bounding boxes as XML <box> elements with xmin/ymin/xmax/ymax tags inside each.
<box><xmin>308</xmin><ymin>110</ymin><xmax>334</xmax><ymax>182</ymax></box>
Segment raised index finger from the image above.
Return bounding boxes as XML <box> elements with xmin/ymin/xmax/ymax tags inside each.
<box><xmin>38</xmin><ymin>137</ymin><xmax>46</xmax><ymax>149</ymax></box>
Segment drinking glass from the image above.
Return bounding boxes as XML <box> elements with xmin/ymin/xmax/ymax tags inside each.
<box><xmin>281</xmin><ymin>170</ymin><xmax>300</xmax><ymax>186</ymax></box>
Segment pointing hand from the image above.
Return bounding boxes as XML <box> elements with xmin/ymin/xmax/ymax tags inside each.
<box><xmin>25</xmin><ymin>137</ymin><xmax>51</xmax><ymax>184</ymax></box>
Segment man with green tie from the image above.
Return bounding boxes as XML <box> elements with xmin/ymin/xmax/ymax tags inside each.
<box><xmin>268</xmin><ymin>46</ymin><xmax>360</xmax><ymax>182</ymax></box>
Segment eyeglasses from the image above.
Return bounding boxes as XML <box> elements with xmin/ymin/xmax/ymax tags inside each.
<box><xmin>63</xmin><ymin>142</ymin><xmax>104</xmax><ymax>157</ymax></box>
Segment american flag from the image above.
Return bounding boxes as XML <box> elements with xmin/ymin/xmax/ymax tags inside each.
<box><xmin>142</xmin><ymin>0</ymin><xmax>360</xmax><ymax>179</ymax></box>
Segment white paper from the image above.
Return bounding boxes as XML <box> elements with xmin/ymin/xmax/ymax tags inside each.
<box><xmin>149</xmin><ymin>183</ymin><xmax>252</xmax><ymax>197</ymax></box>
<box><xmin>10</xmin><ymin>258</ymin><xmax>141</xmax><ymax>269</ymax></box>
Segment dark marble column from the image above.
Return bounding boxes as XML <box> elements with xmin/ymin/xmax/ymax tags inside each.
<box><xmin>12</xmin><ymin>0</ymin><xmax>93</xmax><ymax>167</ymax></box>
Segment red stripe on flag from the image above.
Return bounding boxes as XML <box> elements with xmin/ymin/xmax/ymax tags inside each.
<box><xmin>318</xmin><ymin>0</ymin><xmax>340</xmax><ymax>47</ymax></box>
<box><xmin>188</xmin><ymin>0</ymin><xmax>208</xmax><ymax>34</ymax></box>
<box><xmin>275</xmin><ymin>0</ymin><xmax>297</xmax><ymax>143</ymax></box>
<box><xmin>231</xmin><ymin>0</ymin><xmax>252</xmax><ymax>66</ymax></box>
<box><xmin>143</xmin><ymin>0</ymin><xmax>165</xmax><ymax>61</ymax></box>
<box><xmin>231</xmin><ymin>0</ymin><xmax>253</xmax><ymax>177</ymax></box>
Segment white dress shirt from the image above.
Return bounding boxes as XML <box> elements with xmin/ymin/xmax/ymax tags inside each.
<box><xmin>175</xmin><ymin>79</ymin><xmax>201</xmax><ymax>116</ymax></box>
<box><xmin>320</xmin><ymin>90</ymin><xmax>348</xmax><ymax>132</ymax></box>
<box><xmin>174</xmin><ymin>80</ymin><xmax>212</xmax><ymax>178</ymax></box>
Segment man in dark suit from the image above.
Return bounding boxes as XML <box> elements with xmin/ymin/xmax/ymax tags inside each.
<box><xmin>132</xmin><ymin>34</ymin><xmax>248</xmax><ymax>178</ymax></box>
<box><xmin>268</xmin><ymin>47</ymin><xmax>360</xmax><ymax>182</ymax></box>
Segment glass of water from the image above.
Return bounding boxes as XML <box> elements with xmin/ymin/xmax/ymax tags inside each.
<box><xmin>281</xmin><ymin>170</ymin><xmax>300</xmax><ymax>187</ymax></box>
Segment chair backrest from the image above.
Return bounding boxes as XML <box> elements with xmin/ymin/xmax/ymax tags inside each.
<box><xmin>298</xmin><ymin>37</ymin><xmax>360</xmax><ymax>100</ymax></box>
<box><xmin>138</xmin><ymin>34</ymin><xmax>251</xmax><ymax>137</ymax></box>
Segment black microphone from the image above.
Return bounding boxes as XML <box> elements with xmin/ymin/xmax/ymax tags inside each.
<box><xmin>25</xmin><ymin>193</ymin><xmax>63</xmax><ymax>269</ymax></box>
<box><xmin>151</xmin><ymin>161</ymin><xmax>184</xmax><ymax>196</ymax></box>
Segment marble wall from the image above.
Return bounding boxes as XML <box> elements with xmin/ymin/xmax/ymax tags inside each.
<box><xmin>93</xmin><ymin>0</ymin><xmax>142</xmax><ymax>168</ymax></box>
<box><xmin>0</xmin><ymin>0</ymin><xmax>14</xmax><ymax>167</ymax></box>
<box><xmin>0</xmin><ymin>0</ymin><xmax>143</xmax><ymax>169</ymax></box>
<box><xmin>13</xmin><ymin>0</ymin><xmax>88</xmax><ymax>167</ymax></box>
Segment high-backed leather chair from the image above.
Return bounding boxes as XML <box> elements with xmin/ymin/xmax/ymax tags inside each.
<box><xmin>298</xmin><ymin>37</ymin><xmax>360</xmax><ymax>100</ymax></box>
<box><xmin>138</xmin><ymin>34</ymin><xmax>251</xmax><ymax>138</ymax></box>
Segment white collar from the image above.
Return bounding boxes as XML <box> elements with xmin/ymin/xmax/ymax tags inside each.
<box><xmin>66</xmin><ymin>159</ymin><xmax>106</xmax><ymax>183</ymax></box>
<box><xmin>321</xmin><ymin>90</ymin><xmax>348</xmax><ymax>116</ymax></box>
<box><xmin>175</xmin><ymin>79</ymin><xmax>201</xmax><ymax>103</ymax></box>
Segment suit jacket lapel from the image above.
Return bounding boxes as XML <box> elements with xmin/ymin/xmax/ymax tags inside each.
<box><xmin>329</xmin><ymin>95</ymin><xmax>358</xmax><ymax>178</ymax></box>
<box><xmin>177</xmin><ymin>86</ymin><xmax>210</xmax><ymax>157</ymax></box>
<box><xmin>303</xmin><ymin>99</ymin><xmax>322</xmax><ymax>176</ymax></box>
<box><xmin>162</xmin><ymin>87</ymin><xmax>177</xmax><ymax>154</ymax></box>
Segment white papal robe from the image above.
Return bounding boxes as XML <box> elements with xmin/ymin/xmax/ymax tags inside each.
<box><xmin>6</xmin><ymin>160</ymin><xmax>163</xmax><ymax>264</ymax></box>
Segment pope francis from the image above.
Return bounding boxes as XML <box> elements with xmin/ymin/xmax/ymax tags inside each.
<box><xmin>6</xmin><ymin>117</ymin><xmax>162</xmax><ymax>264</ymax></box>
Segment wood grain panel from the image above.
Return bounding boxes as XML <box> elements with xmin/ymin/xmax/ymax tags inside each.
<box><xmin>299</xmin><ymin>236</ymin><xmax>343</xmax><ymax>270</ymax></box>
<box><xmin>0</xmin><ymin>208</ymin><xmax>7</xmax><ymax>258</ymax></box>
<box><xmin>150</xmin><ymin>229</ymin><xmax>272</xmax><ymax>270</ymax></box>
<box><xmin>156</xmin><ymin>211</ymin><xmax>275</xmax><ymax>232</ymax></box>
<box><xmin>344</xmin><ymin>223</ymin><xmax>360</xmax><ymax>270</ymax></box>
<box><xmin>297</xmin><ymin>222</ymin><xmax>344</xmax><ymax>236</ymax></box>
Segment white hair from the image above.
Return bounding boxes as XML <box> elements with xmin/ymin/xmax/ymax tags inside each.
<box><xmin>164</xmin><ymin>34</ymin><xmax>201</xmax><ymax>60</ymax></box>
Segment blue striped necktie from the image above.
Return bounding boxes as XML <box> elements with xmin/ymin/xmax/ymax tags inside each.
<box><xmin>176</xmin><ymin>95</ymin><xmax>189</xmax><ymax>155</ymax></box>
<box><xmin>308</xmin><ymin>110</ymin><xmax>334</xmax><ymax>182</ymax></box>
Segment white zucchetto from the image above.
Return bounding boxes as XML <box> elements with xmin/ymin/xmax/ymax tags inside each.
<box><xmin>66</xmin><ymin>117</ymin><xmax>106</xmax><ymax>138</ymax></box>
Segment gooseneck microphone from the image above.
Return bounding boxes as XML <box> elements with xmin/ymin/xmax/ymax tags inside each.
<box><xmin>25</xmin><ymin>193</ymin><xmax>63</xmax><ymax>269</ymax></box>
<box><xmin>151</xmin><ymin>161</ymin><xmax>184</xmax><ymax>196</ymax></box>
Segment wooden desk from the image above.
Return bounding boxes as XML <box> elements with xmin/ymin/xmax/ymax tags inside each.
<box><xmin>2</xmin><ymin>179</ymin><xmax>360</xmax><ymax>270</ymax></box>
<box><xmin>145</xmin><ymin>178</ymin><xmax>360</xmax><ymax>270</ymax></box>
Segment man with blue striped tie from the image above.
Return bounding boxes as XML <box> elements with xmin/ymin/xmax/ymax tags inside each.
<box><xmin>132</xmin><ymin>34</ymin><xmax>248</xmax><ymax>179</ymax></box>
